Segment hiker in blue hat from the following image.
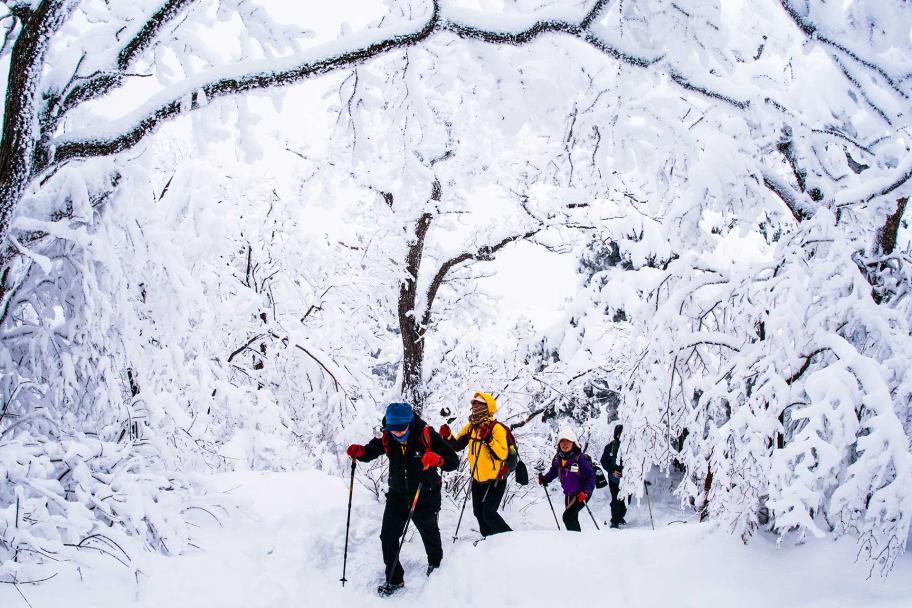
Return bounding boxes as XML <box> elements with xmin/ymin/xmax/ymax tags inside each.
<box><xmin>347</xmin><ymin>402</ymin><xmax>458</xmax><ymax>595</ymax></box>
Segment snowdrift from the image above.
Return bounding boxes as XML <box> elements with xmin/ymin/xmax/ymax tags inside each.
<box><xmin>3</xmin><ymin>470</ymin><xmax>911</xmax><ymax>608</ymax></box>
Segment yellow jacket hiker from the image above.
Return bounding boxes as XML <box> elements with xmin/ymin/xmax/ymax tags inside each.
<box><xmin>439</xmin><ymin>391</ymin><xmax>513</xmax><ymax>536</ymax></box>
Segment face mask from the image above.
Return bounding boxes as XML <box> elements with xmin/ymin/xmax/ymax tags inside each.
<box><xmin>392</xmin><ymin>428</ymin><xmax>410</xmax><ymax>444</ymax></box>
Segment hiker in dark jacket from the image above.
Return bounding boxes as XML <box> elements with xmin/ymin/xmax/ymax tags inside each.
<box><xmin>600</xmin><ymin>423</ymin><xmax>627</xmax><ymax>528</ymax></box>
<box><xmin>538</xmin><ymin>426</ymin><xmax>596</xmax><ymax>532</ymax></box>
<box><xmin>347</xmin><ymin>402</ymin><xmax>458</xmax><ymax>595</ymax></box>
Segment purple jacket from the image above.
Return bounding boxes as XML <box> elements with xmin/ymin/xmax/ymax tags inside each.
<box><xmin>542</xmin><ymin>449</ymin><xmax>596</xmax><ymax>496</ymax></box>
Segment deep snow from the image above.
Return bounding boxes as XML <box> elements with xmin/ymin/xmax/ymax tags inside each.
<box><xmin>4</xmin><ymin>470</ymin><xmax>911</xmax><ymax>608</ymax></box>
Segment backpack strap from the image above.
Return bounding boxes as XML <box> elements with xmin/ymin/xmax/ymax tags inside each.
<box><xmin>421</xmin><ymin>426</ymin><xmax>431</xmax><ymax>453</ymax></box>
<box><xmin>496</xmin><ymin>420</ymin><xmax>515</xmax><ymax>445</ymax></box>
<box><xmin>381</xmin><ymin>425</ymin><xmax>430</xmax><ymax>456</ymax></box>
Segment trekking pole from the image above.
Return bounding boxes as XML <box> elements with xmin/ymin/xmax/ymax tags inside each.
<box><xmin>542</xmin><ymin>483</ymin><xmax>560</xmax><ymax>530</ymax></box>
<box><xmin>644</xmin><ymin>480</ymin><xmax>655</xmax><ymax>530</ymax></box>
<box><xmin>453</xmin><ymin>444</ymin><xmax>482</xmax><ymax>543</ymax></box>
<box><xmin>387</xmin><ymin>482</ymin><xmax>424</xmax><ymax>586</ymax></box>
<box><xmin>585</xmin><ymin>503</ymin><xmax>601</xmax><ymax>530</ymax></box>
<box><xmin>341</xmin><ymin>459</ymin><xmax>356</xmax><ymax>587</ymax></box>
<box><xmin>535</xmin><ymin>461</ymin><xmax>560</xmax><ymax>530</ymax></box>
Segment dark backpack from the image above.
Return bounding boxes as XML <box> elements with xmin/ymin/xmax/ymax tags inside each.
<box><xmin>590</xmin><ymin>456</ymin><xmax>609</xmax><ymax>489</ymax></box>
<box><xmin>575</xmin><ymin>451</ymin><xmax>608</xmax><ymax>490</ymax></box>
<box><xmin>495</xmin><ymin>421</ymin><xmax>520</xmax><ymax>472</ymax></box>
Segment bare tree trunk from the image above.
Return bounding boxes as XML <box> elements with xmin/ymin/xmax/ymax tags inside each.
<box><xmin>398</xmin><ymin>205</ymin><xmax>434</xmax><ymax>414</ymax></box>
<box><xmin>700</xmin><ymin>461</ymin><xmax>713</xmax><ymax>522</ymax></box>
<box><xmin>394</xmin><ymin>177</ymin><xmax>541</xmax><ymax>415</ymax></box>
<box><xmin>876</xmin><ymin>197</ymin><xmax>908</xmax><ymax>256</ymax></box>
<box><xmin>0</xmin><ymin>1</ymin><xmax>74</xmax><ymax>245</ymax></box>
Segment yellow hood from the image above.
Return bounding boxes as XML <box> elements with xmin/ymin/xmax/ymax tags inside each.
<box><xmin>473</xmin><ymin>391</ymin><xmax>497</xmax><ymax>416</ymax></box>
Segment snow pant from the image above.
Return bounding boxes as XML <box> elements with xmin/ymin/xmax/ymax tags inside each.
<box><xmin>380</xmin><ymin>487</ymin><xmax>443</xmax><ymax>584</ymax></box>
<box><xmin>609</xmin><ymin>481</ymin><xmax>627</xmax><ymax>525</ymax></box>
<box><xmin>562</xmin><ymin>495</ymin><xmax>587</xmax><ymax>532</ymax></box>
<box><xmin>471</xmin><ymin>477</ymin><xmax>512</xmax><ymax>536</ymax></box>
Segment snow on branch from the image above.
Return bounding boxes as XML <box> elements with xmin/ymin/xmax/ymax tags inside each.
<box><xmin>51</xmin><ymin>10</ymin><xmax>442</xmax><ymax>165</ymax></box>
<box><xmin>421</xmin><ymin>227</ymin><xmax>541</xmax><ymax>329</ymax></box>
<box><xmin>58</xmin><ymin>0</ymin><xmax>198</xmax><ymax>115</ymax></box>
<box><xmin>52</xmin><ymin>0</ymin><xmax>757</xmax><ymax>167</ymax></box>
<box><xmin>777</xmin><ymin>0</ymin><xmax>909</xmax><ymax>100</ymax></box>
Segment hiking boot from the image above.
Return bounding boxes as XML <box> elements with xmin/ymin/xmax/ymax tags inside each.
<box><xmin>426</xmin><ymin>564</ymin><xmax>438</xmax><ymax>576</ymax></box>
<box><xmin>377</xmin><ymin>582</ymin><xmax>405</xmax><ymax>596</ymax></box>
<box><xmin>610</xmin><ymin>522</ymin><xmax>620</xmax><ymax>529</ymax></box>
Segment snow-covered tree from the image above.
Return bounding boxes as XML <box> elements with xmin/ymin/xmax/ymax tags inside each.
<box><xmin>2</xmin><ymin>0</ymin><xmax>911</xmax><ymax>582</ymax></box>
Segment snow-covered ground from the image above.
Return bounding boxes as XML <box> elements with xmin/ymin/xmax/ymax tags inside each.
<box><xmin>5</xmin><ymin>470</ymin><xmax>911</xmax><ymax>608</ymax></box>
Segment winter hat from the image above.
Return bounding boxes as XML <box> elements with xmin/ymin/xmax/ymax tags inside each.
<box><xmin>469</xmin><ymin>392</ymin><xmax>496</xmax><ymax>425</ymax></box>
<box><xmin>385</xmin><ymin>402</ymin><xmax>414</xmax><ymax>432</ymax></box>
<box><xmin>556</xmin><ymin>426</ymin><xmax>579</xmax><ymax>447</ymax></box>
<box><xmin>614</xmin><ymin>424</ymin><xmax>623</xmax><ymax>439</ymax></box>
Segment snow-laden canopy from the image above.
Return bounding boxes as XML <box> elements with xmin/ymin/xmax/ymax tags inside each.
<box><xmin>0</xmin><ymin>0</ymin><xmax>910</xmax><ymax>583</ymax></box>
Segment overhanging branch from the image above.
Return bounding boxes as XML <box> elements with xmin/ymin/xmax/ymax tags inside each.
<box><xmin>761</xmin><ymin>171</ymin><xmax>810</xmax><ymax>222</ymax></box>
<box><xmin>59</xmin><ymin>0</ymin><xmax>197</xmax><ymax>115</ymax></box>
<box><xmin>49</xmin><ymin>0</ymin><xmax>753</xmax><ymax>167</ymax></box>
<box><xmin>421</xmin><ymin>227</ymin><xmax>541</xmax><ymax>328</ymax></box>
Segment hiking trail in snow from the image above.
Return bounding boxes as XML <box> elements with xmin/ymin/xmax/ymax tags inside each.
<box><xmin>5</xmin><ymin>470</ymin><xmax>912</xmax><ymax>608</ymax></box>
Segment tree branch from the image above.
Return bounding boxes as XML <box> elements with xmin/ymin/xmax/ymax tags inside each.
<box><xmin>49</xmin><ymin>6</ymin><xmax>443</xmax><ymax>166</ymax></box>
<box><xmin>761</xmin><ymin>171</ymin><xmax>810</xmax><ymax>222</ymax></box>
<box><xmin>778</xmin><ymin>0</ymin><xmax>908</xmax><ymax>100</ymax></box>
<box><xmin>421</xmin><ymin>226</ymin><xmax>541</xmax><ymax>328</ymax></box>
<box><xmin>58</xmin><ymin>0</ymin><xmax>197</xmax><ymax>116</ymax></box>
<box><xmin>876</xmin><ymin>197</ymin><xmax>908</xmax><ymax>256</ymax></box>
<box><xmin>49</xmin><ymin>0</ymin><xmax>755</xmax><ymax>168</ymax></box>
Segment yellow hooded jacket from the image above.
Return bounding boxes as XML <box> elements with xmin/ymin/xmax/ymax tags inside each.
<box><xmin>452</xmin><ymin>392</ymin><xmax>509</xmax><ymax>483</ymax></box>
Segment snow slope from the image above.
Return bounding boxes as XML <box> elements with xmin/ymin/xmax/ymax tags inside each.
<box><xmin>5</xmin><ymin>470</ymin><xmax>911</xmax><ymax>608</ymax></box>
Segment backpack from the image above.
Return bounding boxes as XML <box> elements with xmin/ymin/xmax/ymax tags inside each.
<box><xmin>590</xmin><ymin>455</ymin><xmax>609</xmax><ymax>489</ymax></box>
<box><xmin>579</xmin><ymin>442</ymin><xmax>608</xmax><ymax>490</ymax></box>
<box><xmin>491</xmin><ymin>421</ymin><xmax>528</xmax><ymax>485</ymax></box>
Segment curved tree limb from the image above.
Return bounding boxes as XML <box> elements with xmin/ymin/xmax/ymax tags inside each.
<box><xmin>421</xmin><ymin>226</ymin><xmax>541</xmax><ymax>329</ymax></box>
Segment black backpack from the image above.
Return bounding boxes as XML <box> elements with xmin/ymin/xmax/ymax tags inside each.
<box><xmin>590</xmin><ymin>456</ymin><xmax>609</xmax><ymax>489</ymax></box>
<box><xmin>578</xmin><ymin>450</ymin><xmax>608</xmax><ymax>490</ymax></box>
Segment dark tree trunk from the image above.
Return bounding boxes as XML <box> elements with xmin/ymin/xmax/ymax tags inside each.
<box><xmin>0</xmin><ymin>2</ymin><xmax>73</xmax><ymax>246</ymax></box>
<box><xmin>876</xmin><ymin>197</ymin><xmax>908</xmax><ymax>256</ymax></box>
<box><xmin>398</xmin><ymin>205</ymin><xmax>435</xmax><ymax>415</ymax></box>
<box><xmin>394</xmin><ymin>178</ymin><xmax>540</xmax><ymax>414</ymax></box>
<box><xmin>700</xmin><ymin>461</ymin><xmax>713</xmax><ymax>522</ymax></box>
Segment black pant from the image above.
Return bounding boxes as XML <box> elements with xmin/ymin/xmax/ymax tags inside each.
<box><xmin>380</xmin><ymin>488</ymin><xmax>442</xmax><ymax>584</ymax></box>
<box><xmin>471</xmin><ymin>478</ymin><xmax>512</xmax><ymax>536</ymax></box>
<box><xmin>609</xmin><ymin>482</ymin><xmax>627</xmax><ymax>525</ymax></box>
<box><xmin>562</xmin><ymin>495</ymin><xmax>586</xmax><ymax>532</ymax></box>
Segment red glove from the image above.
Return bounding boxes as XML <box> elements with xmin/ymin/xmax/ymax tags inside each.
<box><xmin>476</xmin><ymin>423</ymin><xmax>492</xmax><ymax>441</ymax></box>
<box><xmin>538</xmin><ymin>473</ymin><xmax>546</xmax><ymax>486</ymax></box>
<box><xmin>576</xmin><ymin>491</ymin><xmax>588</xmax><ymax>504</ymax></box>
<box><xmin>421</xmin><ymin>452</ymin><xmax>444</xmax><ymax>470</ymax></box>
<box><xmin>347</xmin><ymin>444</ymin><xmax>365</xmax><ymax>460</ymax></box>
<box><xmin>439</xmin><ymin>424</ymin><xmax>452</xmax><ymax>439</ymax></box>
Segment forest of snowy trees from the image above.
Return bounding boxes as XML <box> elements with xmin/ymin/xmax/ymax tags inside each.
<box><xmin>0</xmin><ymin>0</ymin><xmax>910</xmax><ymax>588</ymax></box>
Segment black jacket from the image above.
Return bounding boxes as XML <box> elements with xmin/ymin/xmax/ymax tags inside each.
<box><xmin>600</xmin><ymin>439</ymin><xmax>623</xmax><ymax>482</ymax></box>
<box><xmin>357</xmin><ymin>417</ymin><xmax>459</xmax><ymax>495</ymax></box>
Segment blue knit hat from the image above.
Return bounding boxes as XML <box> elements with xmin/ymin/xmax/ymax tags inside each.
<box><xmin>385</xmin><ymin>402</ymin><xmax>414</xmax><ymax>432</ymax></box>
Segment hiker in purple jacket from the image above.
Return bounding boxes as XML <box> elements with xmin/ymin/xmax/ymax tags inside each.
<box><xmin>538</xmin><ymin>426</ymin><xmax>596</xmax><ymax>532</ymax></box>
